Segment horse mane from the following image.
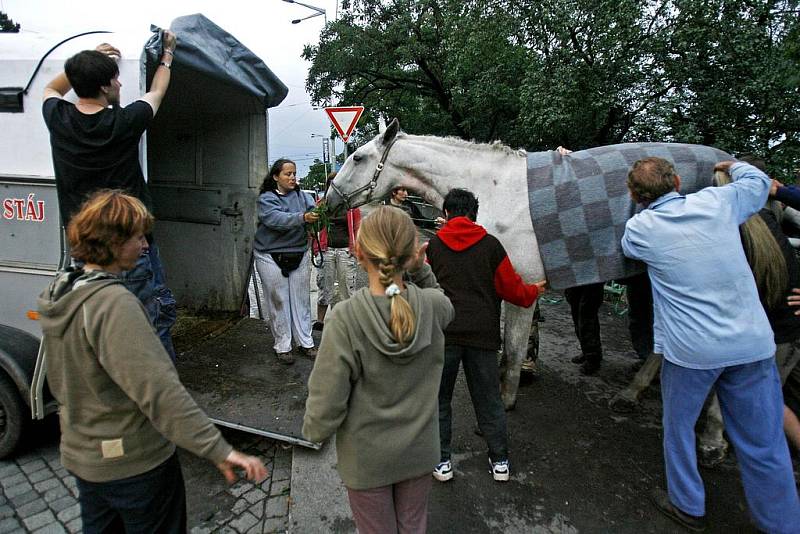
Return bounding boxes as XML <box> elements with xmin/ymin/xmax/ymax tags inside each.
<box><xmin>402</xmin><ymin>132</ymin><xmax>527</xmax><ymax>158</ymax></box>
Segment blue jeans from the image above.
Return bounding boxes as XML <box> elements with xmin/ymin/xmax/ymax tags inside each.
<box><xmin>661</xmin><ymin>358</ymin><xmax>800</xmax><ymax>533</ymax></box>
<box><xmin>438</xmin><ymin>344</ymin><xmax>508</xmax><ymax>462</ymax></box>
<box><xmin>74</xmin><ymin>453</ymin><xmax>187</xmax><ymax>534</ymax></box>
<box><xmin>120</xmin><ymin>242</ymin><xmax>177</xmax><ymax>362</ymax></box>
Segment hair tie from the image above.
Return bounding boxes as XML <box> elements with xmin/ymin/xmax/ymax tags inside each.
<box><xmin>385</xmin><ymin>283</ymin><xmax>401</xmax><ymax>298</ymax></box>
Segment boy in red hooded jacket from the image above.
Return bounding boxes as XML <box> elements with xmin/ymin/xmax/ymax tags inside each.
<box><xmin>426</xmin><ymin>188</ymin><xmax>546</xmax><ymax>482</ymax></box>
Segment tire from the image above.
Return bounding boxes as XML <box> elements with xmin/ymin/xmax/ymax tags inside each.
<box><xmin>0</xmin><ymin>373</ymin><xmax>24</xmax><ymax>459</ymax></box>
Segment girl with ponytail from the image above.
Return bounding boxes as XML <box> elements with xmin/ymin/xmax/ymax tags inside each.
<box><xmin>303</xmin><ymin>206</ymin><xmax>454</xmax><ymax>534</ymax></box>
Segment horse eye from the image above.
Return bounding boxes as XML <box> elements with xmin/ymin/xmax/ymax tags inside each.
<box><xmin>353</xmin><ymin>154</ymin><xmax>363</xmax><ymax>163</ymax></box>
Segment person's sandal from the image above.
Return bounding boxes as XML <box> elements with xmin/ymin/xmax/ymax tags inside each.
<box><xmin>650</xmin><ymin>488</ymin><xmax>707</xmax><ymax>532</ymax></box>
<box><xmin>299</xmin><ymin>346</ymin><xmax>318</xmax><ymax>359</ymax></box>
<box><xmin>276</xmin><ymin>351</ymin><xmax>295</xmax><ymax>365</ymax></box>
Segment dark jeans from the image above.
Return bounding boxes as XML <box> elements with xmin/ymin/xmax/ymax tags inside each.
<box><xmin>563</xmin><ymin>283</ymin><xmax>604</xmax><ymax>363</ymax></box>
<box><xmin>619</xmin><ymin>273</ymin><xmax>654</xmax><ymax>359</ymax></box>
<box><xmin>74</xmin><ymin>453</ymin><xmax>187</xmax><ymax>534</ymax></box>
<box><xmin>439</xmin><ymin>344</ymin><xmax>508</xmax><ymax>462</ymax></box>
<box><xmin>121</xmin><ymin>241</ymin><xmax>177</xmax><ymax>362</ymax></box>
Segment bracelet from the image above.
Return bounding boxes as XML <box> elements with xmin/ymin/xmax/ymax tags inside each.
<box><xmin>163</xmin><ymin>49</ymin><xmax>174</xmax><ymax>57</ymax></box>
<box><xmin>159</xmin><ymin>61</ymin><xmax>171</xmax><ymax>70</ymax></box>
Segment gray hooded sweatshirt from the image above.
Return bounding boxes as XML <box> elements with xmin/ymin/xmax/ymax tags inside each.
<box><xmin>38</xmin><ymin>269</ymin><xmax>231</xmax><ymax>483</ymax></box>
<box><xmin>302</xmin><ymin>264</ymin><xmax>454</xmax><ymax>489</ymax></box>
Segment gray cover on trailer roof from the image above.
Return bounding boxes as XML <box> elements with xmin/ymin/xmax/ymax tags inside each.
<box><xmin>145</xmin><ymin>13</ymin><xmax>288</xmax><ymax>109</ymax></box>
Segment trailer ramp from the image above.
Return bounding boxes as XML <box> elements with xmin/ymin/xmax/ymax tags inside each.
<box><xmin>175</xmin><ymin>317</ymin><xmax>319</xmax><ymax>449</ymax></box>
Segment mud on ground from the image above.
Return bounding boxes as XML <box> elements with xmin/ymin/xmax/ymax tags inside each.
<box><xmin>426</xmin><ymin>293</ymin><xmax>798</xmax><ymax>533</ymax></box>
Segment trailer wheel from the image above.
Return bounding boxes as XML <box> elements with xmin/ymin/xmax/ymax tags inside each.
<box><xmin>0</xmin><ymin>373</ymin><xmax>24</xmax><ymax>459</ymax></box>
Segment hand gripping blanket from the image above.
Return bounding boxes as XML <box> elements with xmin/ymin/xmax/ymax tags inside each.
<box><xmin>526</xmin><ymin>142</ymin><xmax>731</xmax><ymax>290</ymax></box>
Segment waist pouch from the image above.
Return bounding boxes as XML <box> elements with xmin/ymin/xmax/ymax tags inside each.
<box><xmin>271</xmin><ymin>252</ymin><xmax>305</xmax><ymax>277</ymax></box>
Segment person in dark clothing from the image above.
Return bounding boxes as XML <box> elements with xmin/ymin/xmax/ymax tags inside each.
<box><xmin>619</xmin><ymin>273</ymin><xmax>655</xmax><ymax>359</ymax></box>
<box><xmin>42</xmin><ymin>34</ymin><xmax>179</xmax><ymax>361</ymax></box>
<box><xmin>566</xmin><ymin>274</ymin><xmax>654</xmax><ymax>375</ymax></box>
<box><xmin>564</xmin><ymin>283</ymin><xmax>605</xmax><ymax>375</ymax></box>
<box><xmin>426</xmin><ymin>188</ymin><xmax>545</xmax><ymax>483</ymax></box>
<box><xmin>385</xmin><ymin>186</ymin><xmax>443</xmax><ymax>229</ymax></box>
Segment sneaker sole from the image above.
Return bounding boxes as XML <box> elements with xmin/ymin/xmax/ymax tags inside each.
<box><xmin>493</xmin><ymin>472</ymin><xmax>510</xmax><ymax>482</ymax></box>
<box><xmin>432</xmin><ymin>471</ymin><xmax>453</xmax><ymax>482</ymax></box>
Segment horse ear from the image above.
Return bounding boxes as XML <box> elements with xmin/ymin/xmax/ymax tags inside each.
<box><xmin>381</xmin><ymin>118</ymin><xmax>400</xmax><ymax>146</ymax></box>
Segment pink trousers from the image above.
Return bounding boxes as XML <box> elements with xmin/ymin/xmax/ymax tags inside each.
<box><xmin>346</xmin><ymin>474</ymin><xmax>432</xmax><ymax>534</ymax></box>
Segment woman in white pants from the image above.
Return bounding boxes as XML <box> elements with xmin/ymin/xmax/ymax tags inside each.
<box><xmin>254</xmin><ymin>159</ymin><xmax>319</xmax><ymax>364</ymax></box>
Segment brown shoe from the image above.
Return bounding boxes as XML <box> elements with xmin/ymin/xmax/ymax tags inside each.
<box><xmin>580</xmin><ymin>360</ymin><xmax>601</xmax><ymax>375</ymax></box>
<box><xmin>276</xmin><ymin>351</ymin><xmax>295</xmax><ymax>365</ymax></box>
<box><xmin>650</xmin><ymin>488</ymin><xmax>706</xmax><ymax>532</ymax></box>
<box><xmin>299</xmin><ymin>346</ymin><xmax>318</xmax><ymax>359</ymax></box>
<box><xmin>571</xmin><ymin>354</ymin><xmax>587</xmax><ymax>364</ymax></box>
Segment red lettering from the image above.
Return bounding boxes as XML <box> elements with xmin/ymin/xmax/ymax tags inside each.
<box><xmin>12</xmin><ymin>198</ymin><xmax>24</xmax><ymax>219</ymax></box>
<box><xmin>2</xmin><ymin>199</ymin><xmax>12</xmax><ymax>219</ymax></box>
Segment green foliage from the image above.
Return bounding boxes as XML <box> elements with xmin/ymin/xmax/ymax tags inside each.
<box><xmin>0</xmin><ymin>11</ymin><xmax>20</xmax><ymax>33</ymax></box>
<box><xmin>302</xmin><ymin>159</ymin><xmax>328</xmax><ymax>191</ymax></box>
<box><xmin>304</xmin><ymin>0</ymin><xmax>800</xmax><ymax>179</ymax></box>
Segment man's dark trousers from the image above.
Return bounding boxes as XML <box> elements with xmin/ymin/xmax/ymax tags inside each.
<box><xmin>563</xmin><ymin>282</ymin><xmax>604</xmax><ymax>364</ymax></box>
<box><xmin>74</xmin><ymin>453</ymin><xmax>187</xmax><ymax>534</ymax></box>
<box><xmin>438</xmin><ymin>344</ymin><xmax>508</xmax><ymax>462</ymax></box>
<box><xmin>619</xmin><ymin>273</ymin><xmax>654</xmax><ymax>359</ymax></box>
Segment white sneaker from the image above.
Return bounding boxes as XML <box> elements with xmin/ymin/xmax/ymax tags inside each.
<box><xmin>491</xmin><ymin>459</ymin><xmax>510</xmax><ymax>482</ymax></box>
<box><xmin>432</xmin><ymin>460</ymin><xmax>453</xmax><ymax>482</ymax></box>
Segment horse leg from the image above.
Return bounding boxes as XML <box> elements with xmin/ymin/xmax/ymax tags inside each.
<box><xmin>697</xmin><ymin>393</ymin><xmax>728</xmax><ymax>468</ymax></box>
<box><xmin>608</xmin><ymin>352</ymin><xmax>663</xmax><ymax>413</ymax></box>
<box><xmin>500</xmin><ymin>304</ymin><xmax>535</xmax><ymax>411</ymax></box>
<box><xmin>521</xmin><ymin>301</ymin><xmax>540</xmax><ymax>375</ymax></box>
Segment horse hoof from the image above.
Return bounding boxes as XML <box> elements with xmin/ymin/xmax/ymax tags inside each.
<box><xmin>609</xmin><ymin>392</ymin><xmax>639</xmax><ymax>413</ymax></box>
<box><xmin>698</xmin><ymin>445</ymin><xmax>728</xmax><ymax>469</ymax></box>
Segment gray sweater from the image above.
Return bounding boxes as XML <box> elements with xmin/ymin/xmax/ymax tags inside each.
<box><xmin>303</xmin><ymin>264</ymin><xmax>454</xmax><ymax>489</ymax></box>
<box><xmin>254</xmin><ymin>189</ymin><xmax>315</xmax><ymax>254</ymax></box>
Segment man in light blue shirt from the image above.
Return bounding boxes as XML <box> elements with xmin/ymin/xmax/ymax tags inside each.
<box><xmin>622</xmin><ymin>157</ymin><xmax>800</xmax><ymax>533</ymax></box>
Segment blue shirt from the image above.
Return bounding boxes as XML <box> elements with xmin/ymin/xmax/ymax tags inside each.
<box><xmin>621</xmin><ymin>163</ymin><xmax>775</xmax><ymax>369</ymax></box>
<box><xmin>254</xmin><ymin>189</ymin><xmax>315</xmax><ymax>254</ymax></box>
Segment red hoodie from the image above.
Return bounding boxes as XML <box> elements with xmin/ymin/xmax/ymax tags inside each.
<box><xmin>427</xmin><ymin>216</ymin><xmax>539</xmax><ymax>350</ymax></box>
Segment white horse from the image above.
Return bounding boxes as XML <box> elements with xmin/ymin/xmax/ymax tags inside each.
<box><xmin>327</xmin><ymin>120</ymin><xmax>542</xmax><ymax>409</ymax></box>
<box><xmin>326</xmin><ymin>119</ymin><xmax>729</xmax><ymax>414</ymax></box>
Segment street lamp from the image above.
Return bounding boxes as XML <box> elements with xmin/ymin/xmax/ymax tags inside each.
<box><xmin>282</xmin><ymin>0</ymin><xmax>327</xmax><ymax>25</ymax></box>
<box><xmin>311</xmin><ymin>133</ymin><xmax>331</xmax><ymax>179</ymax></box>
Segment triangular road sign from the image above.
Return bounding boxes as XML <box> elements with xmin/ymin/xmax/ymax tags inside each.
<box><xmin>324</xmin><ymin>106</ymin><xmax>365</xmax><ymax>143</ymax></box>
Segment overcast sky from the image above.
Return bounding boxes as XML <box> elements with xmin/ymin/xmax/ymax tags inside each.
<box><xmin>2</xmin><ymin>0</ymin><xmax>340</xmax><ymax>176</ymax></box>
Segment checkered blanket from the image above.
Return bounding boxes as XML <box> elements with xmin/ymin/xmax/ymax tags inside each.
<box><xmin>526</xmin><ymin>142</ymin><xmax>731</xmax><ymax>290</ymax></box>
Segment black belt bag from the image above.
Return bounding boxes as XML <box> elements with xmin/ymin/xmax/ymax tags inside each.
<box><xmin>271</xmin><ymin>252</ymin><xmax>305</xmax><ymax>277</ymax></box>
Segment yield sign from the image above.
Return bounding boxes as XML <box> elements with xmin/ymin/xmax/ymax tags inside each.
<box><xmin>324</xmin><ymin>106</ymin><xmax>365</xmax><ymax>143</ymax></box>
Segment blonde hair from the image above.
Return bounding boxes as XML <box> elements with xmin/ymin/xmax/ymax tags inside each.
<box><xmin>713</xmin><ymin>170</ymin><xmax>787</xmax><ymax>309</ymax></box>
<box><xmin>356</xmin><ymin>206</ymin><xmax>418</xmax><ymax>344</ymax></box>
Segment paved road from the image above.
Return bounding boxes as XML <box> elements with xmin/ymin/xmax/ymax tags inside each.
<box><xmin>0</xmin><ymin>421</ymin><xmax>292</xmax><ymax>534</ymax></box>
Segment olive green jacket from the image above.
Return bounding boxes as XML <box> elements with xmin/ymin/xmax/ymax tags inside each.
<box><xmin>303</xmin><ymin>264</ymin><xmax>454</xmax><ymax>489</ymax></box>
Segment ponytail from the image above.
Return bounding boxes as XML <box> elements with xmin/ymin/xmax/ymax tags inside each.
<box><xmin>357</xmin><ymin>206</ymin><xmax>419</xmax><ymax>345</ymax></box>
<box><xmin>378</xmin><ymin>259</ymin><xmax>415</xmax><ymax>345</ymax></box>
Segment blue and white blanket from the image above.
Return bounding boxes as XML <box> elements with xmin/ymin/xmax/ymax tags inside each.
<box><xmin>526</xmin><ymin>142</ymin><xmax>731</xmax><ymax>289</ymax></box>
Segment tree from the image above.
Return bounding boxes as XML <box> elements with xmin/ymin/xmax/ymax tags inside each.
<box><xmin>0</xmin><ymin>12</ymin><xmax>20</xmax><ymax>33</ymax></box>
<box><xmin>302</xmin><ymin>159</ymin><xmax>328</xmax><ymax>191</ymax></box>
<box><xmin>305</xmin><ymin>0</ymin><xmax>800</xmax><ymax>178</ymax></box>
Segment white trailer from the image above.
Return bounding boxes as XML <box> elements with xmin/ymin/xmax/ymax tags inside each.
<box><xmin>0</xmin><ymin>14</ymin><xmax>302</xmax><ymax>457</ymax></box>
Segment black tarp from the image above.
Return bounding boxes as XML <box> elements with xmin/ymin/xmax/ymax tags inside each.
<box><xmin>145</xmin><ymin>14</ymin><xmax>288</xmax><ymax>110</ymax></box>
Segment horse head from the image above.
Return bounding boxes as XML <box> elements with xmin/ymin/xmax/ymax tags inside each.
<box><xmin>326</xmin><ymin>118</ymin><xmax>403</xmax><ymax>214</ymax></box>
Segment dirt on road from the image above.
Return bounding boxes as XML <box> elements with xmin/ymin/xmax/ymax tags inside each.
<box><xmin>425</xmin><ymin>293</ymin><xmax>796</xmax><ymax>533</ymax></box>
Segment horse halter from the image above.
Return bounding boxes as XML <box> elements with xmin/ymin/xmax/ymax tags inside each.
<box><xmin>329</xmin><ymin>135</ymin><xmax>400</xmax><ymax>210</ymax></box>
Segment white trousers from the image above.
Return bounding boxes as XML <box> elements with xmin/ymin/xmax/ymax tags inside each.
<box><xmin>254</xmin><ymin>250</ymin><xmax>314</xmax><ymax>353</ymax></box>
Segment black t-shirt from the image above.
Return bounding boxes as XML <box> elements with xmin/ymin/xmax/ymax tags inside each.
<box><xmin>327</xmin><ymin>215</ymin><xmax>350</xmax><ymax>248</ymax></box>
<box><xmin>42</xmin><ymin>98</ymin><xmax>154</xmax><ymax>226</ymax></box>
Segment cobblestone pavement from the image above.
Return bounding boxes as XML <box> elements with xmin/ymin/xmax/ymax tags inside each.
<box><xmin>0</xmin><ymin>421</ymin><xmax>292</xmax><ymax>534</ymax></box>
